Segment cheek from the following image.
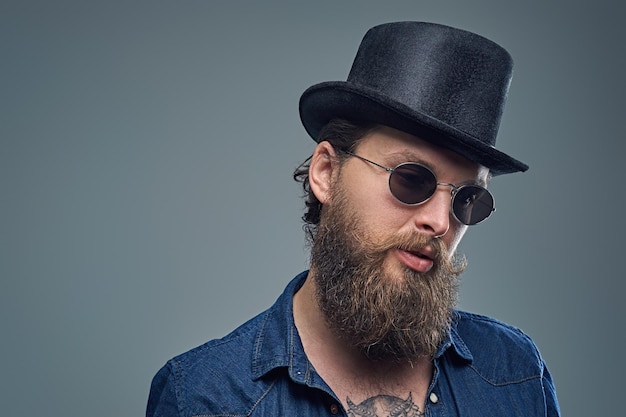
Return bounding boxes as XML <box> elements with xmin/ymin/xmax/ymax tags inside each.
<box><xmin>353</xmin><ymin>187</ymin><xmax>406</xmax><ymax>230</ymax></box>
<box><xmin>340</xmin><ymin>169</ymin><xmax>398</xmax><ymax>224</ymax></box>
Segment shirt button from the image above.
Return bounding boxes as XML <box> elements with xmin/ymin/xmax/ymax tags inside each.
<box><xmin>429</xmin><ymin>392</ymin><xmax>439</xmax><ymax>404</ymax></box>
<box><xmin>329</xmin><ymin>403</ymin><xmax>340</xmax><ymax>414</ymax></box>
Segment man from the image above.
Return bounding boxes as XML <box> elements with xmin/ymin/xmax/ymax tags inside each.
<box><xmin>147</xmin><ymin>22</ymin><xmax>560</xmax><ymax>416</ymax></box>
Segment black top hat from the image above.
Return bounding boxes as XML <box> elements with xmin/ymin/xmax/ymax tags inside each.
<box><xmin>299</xmin><ymin>21</ymin><xmax>528</xmax><ymax>175</ymax></box>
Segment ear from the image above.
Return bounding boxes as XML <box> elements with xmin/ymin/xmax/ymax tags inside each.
<box><xmin>308</xmin><ymin>141</ymin><xmax>339</xmax><ymax>205</ymax></box>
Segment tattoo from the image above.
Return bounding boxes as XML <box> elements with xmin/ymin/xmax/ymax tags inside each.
<box><xmin>346</xmin><ymin>393</ymin><xmax>424</xmax><ymax>417</ymax></box>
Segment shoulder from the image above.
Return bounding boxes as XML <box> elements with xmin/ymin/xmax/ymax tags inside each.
<box><xmin>454</xmin><ymin>310</ymin><xmax>540</xmax><ymax>355</ymax></box>
<box><xmin>147</xmin><ymin>274</ymin><xmax>308</xmax><ymax>416</ymax></box>
<box><xmin>147</xmin><ymin>310</ymin><xmax>276</xmax><ymax>416</ymax></box>
<box><xmin>452</xmin><ymin>311</ymin><xmax>546</xmax><ymax>383</ymax></box>
<box><xmin>169</xmin><ymin>309</ymin><xmax>269</xmax><ymax>383</ymax></box>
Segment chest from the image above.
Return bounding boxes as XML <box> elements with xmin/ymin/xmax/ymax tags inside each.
<box><xmin>241</xmin><ymin>370</ymin><xmax>546</xmax><ymax>417</ymax></box>
<box><xmin>310</xmin><ymin>361</ymin><xmax>432</xmax><ymax>416</ymax></box>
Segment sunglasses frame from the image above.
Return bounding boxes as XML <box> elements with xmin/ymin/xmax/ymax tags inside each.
<box><xmin>342</xmin><ymin>150</ymin><xmax>495</xmax><ymax>225</ymax></box>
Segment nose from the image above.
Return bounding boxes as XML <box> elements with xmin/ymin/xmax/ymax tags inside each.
<box><xmin>410</xmin><ymin>185</ymin><xmax>452</xmax><ymax>238</ymax></box>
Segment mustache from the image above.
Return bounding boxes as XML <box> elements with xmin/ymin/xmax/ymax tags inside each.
<box><xmin>353</xmin><ymin>229</ymin><xmax>448</xmax><ymax>263</ymax></box>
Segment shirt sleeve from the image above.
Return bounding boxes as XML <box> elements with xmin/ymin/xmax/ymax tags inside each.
<box><xmin>146</xmin><ymin>363</ymin><xmax>182</xmax><ymax>417</ymax></box>
<box><xmin>542</xmin><ymin>362</ymin><xmax>561</xmax><ymax>417</ymax></box>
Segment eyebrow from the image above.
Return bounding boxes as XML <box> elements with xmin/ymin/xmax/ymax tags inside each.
<box><xmin>384</xmin><ymin>150</ymin><xmax>425</xmax><ymax>166</ymax></box>
<box><xmin>384</xmin><ymin>151</ymin><xmax>489</xmax><ymax>188</ymax></box>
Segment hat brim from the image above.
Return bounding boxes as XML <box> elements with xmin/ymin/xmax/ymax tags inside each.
<box><xmin>299</xmin><ymin>81</ymin><xmax>528</xmax><ymax>176</ymax></box>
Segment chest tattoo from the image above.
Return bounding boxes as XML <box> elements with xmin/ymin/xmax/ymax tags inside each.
<box><xmin>346</xmin><ymin>393</ymin><xmax>424</xmax><ymax>417</ymax></box>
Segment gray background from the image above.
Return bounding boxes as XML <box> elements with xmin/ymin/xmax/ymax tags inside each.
<box><xmin>2</xmin><ymin>1</ymin><xmax>623</xmax><ymax>416</ymax></box>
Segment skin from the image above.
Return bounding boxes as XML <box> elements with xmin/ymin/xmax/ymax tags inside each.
<box><xmin>293</xmin><ymin>126</ymin><xmax>490</xmax><ymax>412</ymax></box>
<box><xmin>311</xmin><ymin>126</ymin><xmax>489</xmax><ymax>256</ymax></box>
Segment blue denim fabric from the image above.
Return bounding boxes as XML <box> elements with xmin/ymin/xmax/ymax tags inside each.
<box><xmin>147</xmin><ymin>271</ymin><xmax>560</xmax><ymax>416</ymax></box>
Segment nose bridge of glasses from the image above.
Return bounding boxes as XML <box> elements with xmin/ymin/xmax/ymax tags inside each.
<box><xmin>436</xmin><ymin>182</ymin><xmax>459</xmax><ymax>197</ymax></box>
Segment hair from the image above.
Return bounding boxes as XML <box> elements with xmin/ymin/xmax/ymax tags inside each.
<box><xmin>293</xmin><ymin>119</ymin><xmax>378</xmax><ymax>242</ymax></box>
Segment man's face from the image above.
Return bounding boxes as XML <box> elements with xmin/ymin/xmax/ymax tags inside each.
<box><xmin>309</xmin><ymin>127</ymin><xmax>490</xmax><ymax>361</ymax></box>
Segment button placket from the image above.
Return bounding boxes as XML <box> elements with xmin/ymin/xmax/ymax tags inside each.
<box><xmin>429</xmin><ymin>392</ymin><xmax>439</xmax><ymax>404</ymax></box>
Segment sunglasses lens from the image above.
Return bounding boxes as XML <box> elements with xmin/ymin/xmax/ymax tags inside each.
<box><xmin>389</xmin><ymin>163</ymin><xmax>437</xmax><ymax>205</ymax></box>
<box><xmin>452</xmin><ymin>186</ymin><xmax>494</xmax><ymax>225</ymax></box>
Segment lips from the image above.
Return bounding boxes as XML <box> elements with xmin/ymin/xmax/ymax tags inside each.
<box><xmin>414</xmin><ymin>246</ymin><xmax>435</xmax><ymax>261</ymax></box>
<box><xmin>395</xmin><ymin>247</ymin><xmax>435</xmax><ymax>273</ymax></box>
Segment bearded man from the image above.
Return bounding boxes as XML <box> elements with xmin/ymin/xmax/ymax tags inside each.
<box><xmin>147</xmin><ymin>22</ymin><xmax>560</xmax><ymax>417</ymax></box>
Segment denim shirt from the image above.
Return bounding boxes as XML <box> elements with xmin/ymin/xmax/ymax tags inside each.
<box><xmin>147</xmin><ymin>271</ymin><xmax>560</xmax><ymax>416</ymax></box>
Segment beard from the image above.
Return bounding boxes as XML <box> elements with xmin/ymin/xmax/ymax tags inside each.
<box><xmin>309</xmin><ymin>187</ymin><xmax>466</xmax><ymax>363</ymax></box>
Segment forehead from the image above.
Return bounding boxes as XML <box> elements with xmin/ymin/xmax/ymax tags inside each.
<box><xmin>355</xmin><ymin>126</ymin><xmax>490</xmax><ymax>184</ymax></box>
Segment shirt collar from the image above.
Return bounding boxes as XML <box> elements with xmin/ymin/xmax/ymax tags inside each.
<box><xmin>434</xmin><ymin>313</ymin><xmax>474</xmax><ymax>363</ymax></box>
<box><xmin>251</xmin><ymin>271</ymin><xmax>473</xmax><ymax>382</ymax></box>
<box><xmin>251</xmin><ymin>271</ymin><xmax>312</xmax><ymax>382</ymax></box>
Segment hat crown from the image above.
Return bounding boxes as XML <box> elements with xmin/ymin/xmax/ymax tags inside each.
<box><xmin>299</xmin><ymin>21</ymin><xmax>528</xmax><ymax>175</ymax></box>
<box><xmin>347</xmin><ymin>22</ymin><xmax>513</xmax><ymax>146</ymax></box>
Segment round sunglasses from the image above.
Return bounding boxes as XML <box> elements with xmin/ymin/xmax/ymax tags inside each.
<box><xmin>343</xmin><ymin>151</ymin><xmax>495</xmax><ymax>225</ymax></box>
